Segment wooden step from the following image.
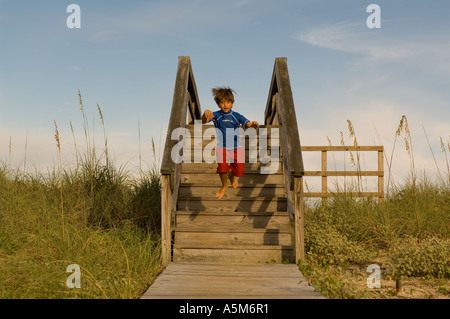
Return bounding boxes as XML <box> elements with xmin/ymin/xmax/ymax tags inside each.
<box><xmin>174</xmin><ymin>230</ymin><xmax>292</xmax><ymax>246</ymax></box>
<box><xmin>172</xmin><ymin>245</ymin><xmax>294</xmax><ymax>263</ymax></box>
<box><xmin>176</xmin><ymin>211</ymin><xmax>290</xmax><ymax>230</ymax></box>
<box><xmin>180</xmin><ymin>173</ymin><xmax>284</xmax><ymax>185</ymax></box>
<box><xmin>178</xmin><ymin>185</ymin><xmax>286</xmax><ymax>198</ymax></box>
<box><xmin>181</xmin><ymin>162</ymin><xmax>282</xmax><ymax>173</ymax></box>
<box><xmin>175</xmin><ymin>224</ymin><xmax>291</xmax><ymax>233</ymax></box>
<box><xmin>175</xmin><ymin>220</ymin><xmax>292</xmax><ymax>246</ymax></box>
<box><xmin>177</xmin><ymin>197</ymin><xmax>287</xmax><ymax>212</ymax></box>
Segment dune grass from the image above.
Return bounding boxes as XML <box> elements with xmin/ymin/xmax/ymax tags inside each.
<box><xmin>0</xmin><ymin>155</ymin><xmax>162</xmax><ymax>299</ymax></box>
<box><xmin>299</xmin><ymin>117</ymin><xmax>450</xmax><ymax>299</ymax></box>
<box><xmin>0</xmin><ymin>94</ymin><xmax>162</xmax><ymax>298</ymax></box>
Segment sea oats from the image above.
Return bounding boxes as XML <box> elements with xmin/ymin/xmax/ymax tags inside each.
<box><xmin>97</xmin><ymin>103</ymin><xmax>104</xmax><ymax>126</ymax></box>
<box><xmin>304</xmin><ymin>180</ymin><xmax>310</xmax><ymax>193</ymax></box>
<box><xmin>349</xmin><ymin>152</ymin><xmax>356</xmax><ymax>167</ymax></box>
<box><xmin>347</xmin><ymin>120</ymin><xmax>355</xmax><ymax>138</ymax></box>
<box><xmin>54</xmin><ymin>120</ymin><xmax>61</xmax><ymax>151</ymax></box>
<box><xmin>78</xmin><ymin>89</ymin><xmax>84</xmax><ymax>111</ymax></box>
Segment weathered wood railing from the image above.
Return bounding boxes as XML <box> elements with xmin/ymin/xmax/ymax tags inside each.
<box><xmin>301</xmin><ymin>146</ymin><xmax>384</xmax><ymax>201</ymax></box>
<box><xmin>160</xmin><ymin>56</ymin><xmax>202</xmax><ymax>267</ymax></box>
<box><xmin>264</xmin><ymin>57</ymin><xmax>305</xmax><ymax>264</ymax></box>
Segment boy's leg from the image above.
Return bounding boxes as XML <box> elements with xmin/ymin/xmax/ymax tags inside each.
<box><xmin>216</xmin><ymin>146</ymin><xmax>230</xmax><ymax>199</ymax></box>
<box><xmin>228</xmin><ymin>171</ymin><xmax>238</xmax><ymax>189</ymax></box>
<box><xmin>216</xmin><ymin>173</ymin><xmax>228</xmax><ymax>200</ymax></box>
<box><xmin>229</xmin><ymin>148</ymin><xmax>245</xmax><ymax>188</ymax></box>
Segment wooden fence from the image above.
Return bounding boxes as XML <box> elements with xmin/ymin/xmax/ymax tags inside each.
<box><xmin>301</xmin><ymin>146</ymin><xmax>384</xmax><ymax>201</ymax></box>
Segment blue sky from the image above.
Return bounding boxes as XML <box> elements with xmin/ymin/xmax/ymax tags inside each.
<box><xmin>1</xmin><ymin>0</ymin><xmax>449</xmax><ymax>186</ymax></box>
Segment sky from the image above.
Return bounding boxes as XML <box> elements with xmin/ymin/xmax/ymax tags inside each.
<box><xmin>1</xmin><ymin>0</ymin><xmax>449</xmax><ymax>188</ymax></box>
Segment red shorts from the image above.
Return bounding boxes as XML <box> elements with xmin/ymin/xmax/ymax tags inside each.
<box><xmin>216</xmin><ymin>147</ymin><xmax>245</xmax><ymax>178</ymax></box>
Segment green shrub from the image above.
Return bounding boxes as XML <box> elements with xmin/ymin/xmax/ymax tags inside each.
<box><xmin>305</xmin><ymin>223</ymin><xmax>374</xmax><ymax>267</ymax></box>
<box><xmin>388</xmin><ymin>236</ymin><xmax>450</xmax><ymax>279</ymax></box>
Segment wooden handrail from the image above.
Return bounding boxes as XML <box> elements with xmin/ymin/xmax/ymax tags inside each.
<box><xmin>161</xmin><ymin>56</ymin><xmax>202</xmax><ymax>179</ymax></box>
<box><xmin>160</xmin><ymin>56</ymin><xmax>202</xmax><ymax>267</ymax></box>
<box><xmin>265</xmin><ymin>58</ymin><xmax>304</xmax><ymax>177</ymax></box>
<box><xmin>264</xmin><ymin>57</ymin><xmax>305</xmax><ymax>263</ymax></box>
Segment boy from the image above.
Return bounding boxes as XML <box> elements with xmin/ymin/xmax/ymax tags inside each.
<box><xmin>202</xmin><ymin>87</ymin><xmax>259</xmax><ymax>199</ymax></box>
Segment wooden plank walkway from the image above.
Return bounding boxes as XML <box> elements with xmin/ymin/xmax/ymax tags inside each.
<box><xmin>141</xmin><ymin>262</ymin><xmax>325</xmax><ymax>299</ymax></box>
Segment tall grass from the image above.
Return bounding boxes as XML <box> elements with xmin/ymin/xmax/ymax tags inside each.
<box><xmin>0</xmin><ymin>92</ymin><xmax>162</xmax><ymax>298</ymax></box>
<box><xmin>300</xmin><ymin>116</ymin><xmax>450</xmax><ymax>298</ymax></box>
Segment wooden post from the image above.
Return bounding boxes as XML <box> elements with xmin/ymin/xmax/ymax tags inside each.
<box><xmin>378</xmin><ymin>149</ymin><xmax>384</xmax><ymax>202</ymax></box>
<box><xmin>294</xmin><ymin>176</ymin><xmax>305</xmax><ymax>264</ymax></box>
<box><xmin>161</xmin><ymin>174</ymin><xmax>172</xmax><ymax>268</ymax></box>
<box><xmin>321</xmin><ymin>150</ymin><xmax>328</xmax><ymax>205</ymax></box>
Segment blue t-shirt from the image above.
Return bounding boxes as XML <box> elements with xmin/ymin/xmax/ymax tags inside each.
<box><xmin>212</xmin><ymin>109</ymin><xmax>250</xmax><ymax>150</ymax></box>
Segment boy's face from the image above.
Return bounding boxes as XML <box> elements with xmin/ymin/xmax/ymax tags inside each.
<box><xmin>218</xmin><ymin>100</ymin><xmax>233</xmax><ymax>113</ymax></box>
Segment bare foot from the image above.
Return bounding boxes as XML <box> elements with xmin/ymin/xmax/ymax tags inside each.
<box><xmin>216</xmin><ymin>185</ymin><xmax>228</xmax><ymax>199</ymax></box>
<box><xmin>228</xmin><ymin>172</ymin><xmax>239</xmax><ymax>189</ymax></box>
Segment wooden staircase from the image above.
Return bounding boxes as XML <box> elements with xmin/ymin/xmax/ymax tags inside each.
<box><xmin>172</xmin><ymin>124</ymin><xmax>294</xmax><ymax>263</ymax></box>
<box><xmin>160</xmin><ymin>56</ymin><xmax>305</xmax><ymax>268</ymax></box>
<box><xmin>141</xmin><ymin>56</ymin><xmax>332</xmax><ymax>299</ymax></box>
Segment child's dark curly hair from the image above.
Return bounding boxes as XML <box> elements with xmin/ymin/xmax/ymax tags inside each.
<box><xmin>211</xmin><ymin>87</ymin><xmax>235</xmax><ymax>105</ymax></box>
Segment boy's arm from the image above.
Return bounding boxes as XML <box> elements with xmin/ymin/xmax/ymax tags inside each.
<box><xmin>246</xmin><ymin>120</ymin><xmax>259</xmax><ymax>128</ymax></box>
<box><xmin>202</xmin><ymin>110</ymin><xmax>214</xmax><ymax>124</ymax></box>
<box><xmin>237</xmin><ymin>113</ymin><xmax>258</xmax><ymax>128</ymax></box>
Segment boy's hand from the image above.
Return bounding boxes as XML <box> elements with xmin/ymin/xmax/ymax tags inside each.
<box><xmin>202</xmin><ymin>110</ymin><xmax>214</xmax><ymax>123</ymax></box>
<box><xmin>247</xmin><ymin>121</ymin><xmax>259</xmax><ymax>128</ymax></box>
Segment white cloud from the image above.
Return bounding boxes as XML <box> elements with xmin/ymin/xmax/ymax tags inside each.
<box><xmin>294</xmin><ymin>22</ymin><xmax>450</xmax><ymax>74</ymax></box>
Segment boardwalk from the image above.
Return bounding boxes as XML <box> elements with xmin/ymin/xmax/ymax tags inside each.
<box><xmin>141</xmin><ymin>262</ymin><xmax>325</xmax><ymax>299</ymax></box>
